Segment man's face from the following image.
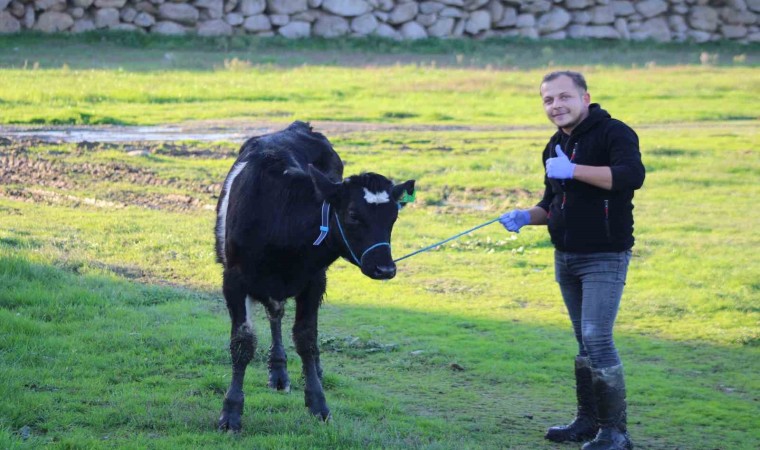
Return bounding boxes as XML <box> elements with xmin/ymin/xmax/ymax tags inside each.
<box><xmin>540</xmin><ymin>75</ymin><xmax>590</xmax><ymax>134</ymax></box>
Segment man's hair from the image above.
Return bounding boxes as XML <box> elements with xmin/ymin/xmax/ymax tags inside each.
<box><xmin>540</xmin><ymin>71</ymin><xmax>588</xmax><ymax>93</ymax></box>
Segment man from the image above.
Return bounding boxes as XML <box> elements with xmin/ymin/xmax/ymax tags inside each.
<box><xmin>500</xmin><ymin>71</ymin><xmax>644</xmax><ymax>450</ymax></box>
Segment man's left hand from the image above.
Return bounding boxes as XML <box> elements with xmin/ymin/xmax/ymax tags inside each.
<box><xmin>546</xmin><ymin>145</ymin><xmax>576</xmax><ymax>179</ymax></box>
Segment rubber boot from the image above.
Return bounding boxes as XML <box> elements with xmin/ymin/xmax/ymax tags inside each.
<box><xmin>545</xmin><ymin>356</ymin><xmax>599</xmax><ymax>443</ymax></box>
<box><xmin>582</xmin><ymin>364</ymin><xmax>633</xmax><ymax>450</ymax></box>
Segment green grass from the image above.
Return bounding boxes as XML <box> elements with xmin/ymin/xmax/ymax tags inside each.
<box><xmin>1</xmin><ymin>36</ymin><xmax>759</xmax><ymax>449</ymax></box>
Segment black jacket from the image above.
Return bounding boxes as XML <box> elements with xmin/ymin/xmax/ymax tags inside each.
<box><xmin>536</xmin><ymin>104</ymin><xmax>645</xmax><ymax>253</ymax></box>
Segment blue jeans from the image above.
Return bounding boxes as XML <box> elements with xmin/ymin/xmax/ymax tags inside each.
<box><xmin>554</xmin><ymin>250</ymin><xmax>632</xmax><ymax>369</ymax></box>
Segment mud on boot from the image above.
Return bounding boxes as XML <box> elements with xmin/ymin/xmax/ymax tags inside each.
<box><xmin>545</xmin><ymin>356</ymin><xmax>599</xmax><ymax>443</ymax></box>
<box><xmin>582</xmin><ymin>364</ymin><xmax>633</xmax><ymax>450</ymax></box>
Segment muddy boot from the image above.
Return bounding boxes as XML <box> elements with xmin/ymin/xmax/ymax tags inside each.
<box><xmin>545</xmin><ymin>356</ymin><xmax>599</xmax><ymax>443</ymax></box>
<box><xmin>582</xmin><ymin>364</ymin><xmax>633</xmax><ymax>450</ymax></box>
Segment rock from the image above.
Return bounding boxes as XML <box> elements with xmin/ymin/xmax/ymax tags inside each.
<box><xmin>34</xmin><ymin>11</ymin><xmax>73</xmax><ymax>32</ymax></box>
<box><xmin>440</xmin><ymin>7</ymin><xmax>464</xmax><ymax>18</ymax></box>
<box><xmin>572</xmin><ymin>10</ymin><xmax>592</xmax><ymax>24</ymax></box>
<box><xmin>110</xmin><ymin>23</ymin><xmax>139</xmax><ymax>31</ymax></box>
<box><xmin>495</xmin><ymin>7</ymin><xmax>517</xmax><ymax>27</ymax></box>
<box><xmin>689</xmin><ymin>6</ymin><xmax>719</xmax><ymax>31</ymax></box>
<box><xmin>121</xmin><ymin>7</ymin><xmax>138</xmax><ymax>23</ymax></box>
<box><xmin>266</xmin><ymin>0</ymin><xmax>307</xmax><ymax>15</ymax></box>
<box><xmin>488</xmin><ymin>0</ymin><xmax>504</xmax><ymax>23</ymax></box>
<box><xmin>400</xmin><ymin>20</ymin><xmax>427</xmax><ymax>39</ymax></box>
<box><xmin>591</xmin><ymin>5</ymin><xmax>615</xmax><ymax>24</ymax></box>
<box><xmin>322</xmin><ymin>0</ymin><xmax>371</xmax><ymax>17</ymax></box>
<box><xmin>687</xmin><ymin>29</ymin><xmax>712</xmax><ymax>42</ymax></box>
<box><xmin>95</xmin><ymin>8</ymin><xmax>120</xmax><ymax>28</ymax></box>
<box><xmin>270</xmin><ymin>14</ymin><xmax>289</xmax><ymax>26</ymax></box>
<box><xmin>537</xmin><ymin>8</ymin><xmax>571</xmax><ymax>33</ymax></box>
<box><xmin>721</xmin><ymin>24</ymin><xmax>747</xmax><ymax>38</ymax></box>
<box><xmin>224</xmin><ymin>12</ymin><xmax>244</xmax><ymax>25</ymax></box>
<box><xmin>158</xmin><ymin>3</ymin><xmax>199</xmax><ymax>25</ymax></box>
<box><xmin>313</xmin><ymin>15</ymin><xmax>349</xmax><ymax>37</ymax></box>
<box><xmin>70</xmin><ymin>18</ymin><xmax>94</xmax><ymax>32</ymax></box>
<box><xmin>417</xmin><ymin>13</ymin><xmax>437</xmax><ymax>27</ymax></box>
<box><xmin>34</xmin><ymin>0</ymin><xmax>66</xmax><ymax>12</ymax></box>
<box><xmin>152</xmin><ymin>20</ymin><xmax>187</xmax><ymax>35</ymax></box>
<box><xmin>523</xmin><ymin>0</ymin><xmax>552</xmax><ymax>14</ymax></box>
<box><xmin>389</xmin><ymin>2</ymin><xmax>418</xmax><ymax>24</ymax></box>
<box><xmin>566</xmin><ymin>0</ymin><xmax>593</xmax><ymax>8</ymax></box>
<box><xmin>614</xmin><ymin>17</ymin><xmax>630</xmax><ymax>39</ymax></box>
<box><xmin>23</xmin><ymin>5</ymin><xmax>34</xmax><ymax>29</ymax></box>
<box><xmin>196</xmin><ymin>0</ymin><xmax>224</xmax><ymax>19</ymax></box>
<box><xmin>9</xmin><ymin>2</ymin><xmax>25</xmax><ymax>18</ymax></box>
<box><xmin>516</xmin><ymin>13</ymin><xmax>535</xmax><ymax>28</ymax></box>
<box><xmin>374</xmin><ymin>22</ymin><xmax>400</xmax><ymax>39</ymax></box>
<box><xmin>635</xmin><ymin>0</ymin><xmax>668</xmax><ymax>19</ymax></box>
<box><xmin>465</xmin><ymin>10</ymin><xmax>490</xmax><ymax>34</ymax></box>
<box><xmin>134</xmin><ymin>12</ymin><xmax>155</xmax><ymax>27</ymax></box>
<box><xmin>611</xmin><ymin>1</ymin><xmax>635</xmax><ymax>16</ymax></box>
<box><xmin>543</xmin><ymin>30</ymin><xmax>567</xmax><ymax>39</ymax></box>
<box><xmin>0</xmin><ymin>12</ymin><xmax>21</xmax><ymax>33</ymax></box>
<box><xmin>568</xmin><ymin>24</ymin><xmax>620</xmax><ymax>38</ymax></box>
<box><xmin>428</xmin><ymin>16</ymin><xmax>455</xmax><ymax>36</ymax></box>
<box><xmin>239</xmin><ymin>0</ymin><xmax>265</xmax><ymax>16</ymax></box>
<box><xmin>94</xmin><ymin>0</ymin><xmax>127</xmax><ymax>7</ymax></box>
<box><xmin>198</xmin><ymin>18</ymin><xmax>233</xmax><ymax>35</ymax></box>
<box><xmin>350</xmin><ymin>12</ymin><xmax>377</xmax><ymax>34</ymax></box>
<box><xmin>278</xmin><ymin>20</ymin><xmax>310</xmax><ymax>37</ymax></box>
<box><xmin>420</xmin><ymin>1</ymin><xmax>445</xmax><ymax>15</ymax></box>
<box><xmin>242</xmin><ymin>14</ymin><xmax>270</xmax><ymax>31</ymax></box>
<box><xmin>631</xmin><ymin>17</ymin><xmax>670</xmax><ymax>41</ymax></box>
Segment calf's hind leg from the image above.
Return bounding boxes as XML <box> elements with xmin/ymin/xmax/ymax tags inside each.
<box><xmin>265</xmin><ymin>301</ymin><xmax>291</xmax><ymax>392</ymax></box>
<box><xmin>293</xmin><ymin>273</ymin><xmax>330</xmax><ymax>420</ymax></box>
<box><xmin>218</xmin><ymin>270</ymin><xmax>257</xmax><ymax>432</ymax></box>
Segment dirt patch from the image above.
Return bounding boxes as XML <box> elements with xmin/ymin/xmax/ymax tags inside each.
<box><xmin>0</xmin><ymin>144</ymin><xmax>220</xmax><ymax>212</ymax></box>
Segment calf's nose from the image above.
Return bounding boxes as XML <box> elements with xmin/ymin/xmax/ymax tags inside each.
<box><xmin>374</xmin><ymin>264</ymin><xmax>396</xmax><ymax>280</ymax></box>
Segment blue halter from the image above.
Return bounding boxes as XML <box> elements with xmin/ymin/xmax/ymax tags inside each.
<box><xmin>313</xmin><ymin>201</ymin><xmax>391</xmax><ymax>266</ymax></box>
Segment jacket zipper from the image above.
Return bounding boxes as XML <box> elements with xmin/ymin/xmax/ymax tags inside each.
<box><xmin>604</xmin><ymin>199</ymin><xmax>611</xmax><ymax>240</ymax></box>
<box><xmin>560</xmin><ymin>141</ymin><xmax>578</xmax><ymax>249</ymax></box>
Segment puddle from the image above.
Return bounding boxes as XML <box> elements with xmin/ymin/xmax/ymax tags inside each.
<box><xmin>0</xmin><ymin>125</ymin><xmax>272</xmax><ymax>143</ymax></box>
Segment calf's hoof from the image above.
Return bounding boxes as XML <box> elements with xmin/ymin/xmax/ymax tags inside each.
<box><xmin>218</xmin><ymin>397</ymin><xmax>244</xmax><ymax>433</ymax></box>
<box><xmin>217</xmin><ymin>411</ymin><xmax>242</xmax><ymax>433</ymax></box>
<box><xmin>268</xmin><ymin>369</ymin><xmax>291</xmax><ymax>393</ymax></box>
<box><xmin>309</xmin><ymin>406</ymin><xmax>331</xmax><ymax>422</ymax></box>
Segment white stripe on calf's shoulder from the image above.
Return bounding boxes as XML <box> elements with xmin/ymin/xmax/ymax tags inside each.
<box><xmin>217</xmin><ymin>161</ymin><xmax>248</xmax><ymax>264</ymax></box>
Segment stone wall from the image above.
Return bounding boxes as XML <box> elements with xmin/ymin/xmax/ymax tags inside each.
<box><xmin>0</xmin><ymin>0</ymin><xmax>758</xmax><ymax>43</ymax></box>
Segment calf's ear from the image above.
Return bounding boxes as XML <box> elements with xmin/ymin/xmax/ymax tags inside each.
<box><xmin>309</xmin><ymin>164</ymin><xmax>341</xmax><ymax>203</ymax></box>
<box><xmin>392</xmin><ymin>180</ymin><xmax>416</xmax><ymax>206</ymax></box>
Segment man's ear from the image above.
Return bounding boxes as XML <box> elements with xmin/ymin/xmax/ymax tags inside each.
<box><xmin>309</xmin><ymin>164</ymin><xmax>341</xmax><ymax>203</ymax></box>
<box><xmin>392</xmin><ymin>180</ymin><xmax>416</xmax><ymax>206</ymax></box>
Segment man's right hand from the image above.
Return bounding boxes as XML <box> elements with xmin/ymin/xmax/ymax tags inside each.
<box><xmin>499</xmin><ymin>209</ymin><xmax>531</xmax><ymax>233</ymax></box>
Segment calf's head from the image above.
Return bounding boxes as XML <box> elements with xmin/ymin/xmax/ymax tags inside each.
<box><xmin>310</xmin><ymin>166</ymin><xmax>415</xmax><ymax>280</ymax></box>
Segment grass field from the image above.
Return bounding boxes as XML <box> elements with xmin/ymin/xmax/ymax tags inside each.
<box><xmin>1</xmin><ymin>34</ymin><xmax>759</xmax><ymax>449</ymax></box>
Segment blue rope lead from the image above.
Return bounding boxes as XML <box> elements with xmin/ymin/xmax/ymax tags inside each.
<box><xmin>393</xmin><ymin>217</ymin><xmax>501</xmax><ymax>263</ymax></box>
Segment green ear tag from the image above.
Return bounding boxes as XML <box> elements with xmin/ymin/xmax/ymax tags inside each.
<box><xmin>400</xmin><ymin>189</ymin><xmax>416</xmax><ymax>204</ymax></box>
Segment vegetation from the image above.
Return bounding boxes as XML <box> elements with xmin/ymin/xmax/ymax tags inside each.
<box><xmin>0</xmin><ymin>34</ymin><xmax>758</xmax><ymax>449</ymax></box>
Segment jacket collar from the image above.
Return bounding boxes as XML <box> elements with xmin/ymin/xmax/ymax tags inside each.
<box><xmin>555</xmin><ymin>103</ymin><xmax>610</xmax><ymax>139</ymax></box>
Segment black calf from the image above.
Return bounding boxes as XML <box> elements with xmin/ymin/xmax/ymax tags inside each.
<box><xmin>215</xmin><ymin>121</ymin><xmax>414</xmax><ymax>431</ymax></box>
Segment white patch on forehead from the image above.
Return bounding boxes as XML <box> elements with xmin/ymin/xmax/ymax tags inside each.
<box><xmin>217</xmin><ymin>161</ymin><xmax>248</xmax><ymax>264</ymax></box>
<box><xmin>363</xmin><ymin>188</ymin><xmax>390</xmax><ymax>204</ymax></box>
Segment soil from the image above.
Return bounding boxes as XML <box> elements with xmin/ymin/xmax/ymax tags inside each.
<box><xmin>0</xmin><ymin>121</ymin><xmax>540</xmax><ymax>212</ymax></box>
